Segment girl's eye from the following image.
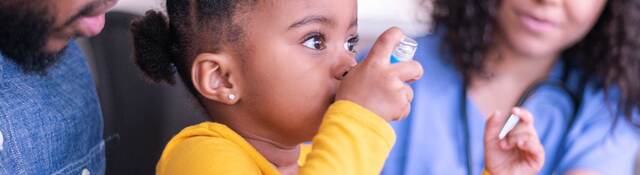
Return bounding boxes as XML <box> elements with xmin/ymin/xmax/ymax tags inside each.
<box><xmin>344</xmin><ymin>35</ymin><xmax>360</xmax><ymax>53</ymax></box>
<box><xmin>302</xmin><ymin>34</ymin><xmax>326</xmax><ymax>50</ymax></box>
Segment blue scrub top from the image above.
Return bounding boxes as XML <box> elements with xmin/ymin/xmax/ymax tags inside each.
<box><xmin>380</xmin><ymin>33</ymin><xmax>640</xmax><ymax>175</ymax></box>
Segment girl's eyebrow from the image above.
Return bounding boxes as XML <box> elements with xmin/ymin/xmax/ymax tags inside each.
<box><xmin>348</xmin><ymin>19</ymin><xmax>358</xmax><ymax>29</ymax></box>
<box><xmin>288</xmin><ymin>15</ymin><xmax>335</xmax><ymax>30</ymax></box>
<box><xmin>288</xmin><ymin>15</ymin><xmax>358</xmax><ymax>31</ymax></box>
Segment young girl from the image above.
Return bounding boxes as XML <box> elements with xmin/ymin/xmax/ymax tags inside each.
<box><xmin>130</xmin><ymin>0</ymin><xmax>544</xmax><ymax>174</ymax></box>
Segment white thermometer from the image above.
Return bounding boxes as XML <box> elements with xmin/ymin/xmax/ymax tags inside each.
<box><xmin>498</xmin><ymin>114</ymin><xmax>520</xmax><ymax>140</ymax></box>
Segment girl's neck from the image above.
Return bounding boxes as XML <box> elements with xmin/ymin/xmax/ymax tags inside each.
<box><xmin>209</xmin><ymin>107</ymin><xmax>301</xmax><ymax>174</ymax></box>
<box><xmin>242</xmin><ymin>132</ymin><xmax>300</xmax><ymax>174</ymax></box>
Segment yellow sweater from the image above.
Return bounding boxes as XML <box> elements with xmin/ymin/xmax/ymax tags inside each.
<box><xmin>156</xmin><ymin>100</ymin><xmax>396</xmax><ymax>175</ymax></box>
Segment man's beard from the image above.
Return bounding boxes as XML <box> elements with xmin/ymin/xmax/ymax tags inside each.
<box><xmin>0</xmin><ymin>3</ymin><xmax>63</xmax><ymax>74</ymax></box>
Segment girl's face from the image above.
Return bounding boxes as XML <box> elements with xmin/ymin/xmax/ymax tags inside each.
<box><xmin>236</xmin><ymin>0</ymin><xmax>358</xmax><ymax>145</ymax></box>
<box><xmin>495</xmin><ymin>0</ymin><xmax>606</xmax><ymax>57</ymax></box>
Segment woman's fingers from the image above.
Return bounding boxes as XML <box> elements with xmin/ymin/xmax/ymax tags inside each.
<box><xmin>500</xmin><ymin>108</ymin><xmax>539</xmax><ymax>148</ymax></box>
<box><xmin>484</xmin><ymin>111</ymin><xmax>506</xmax><ymax>144</ymax></box>
<box><xmin>486</xmin><ymin>108</ymin><xmax>545</xmax><ymax>175</ymax></box>
<box><xmin>495</xmin><ymin>107</ymin><xmax>534</xmax><ymax>140</ymax></box>
<box><xmin>503</xmin><ymin>131</ymin><xmax>534</xmax><ymax>150</ymax></box>
<box><xmin>522</xmin><ymin>139</ymin><xmax>545</xmax><ymax>159</ymax></box>
<box><xmin>512</xmin><ymin>107</ymin><xmax>534</xmax><ymax>125</ymax></box>
<box><xmin>524</xmin><ymin>139</ymin><xmax>546</xmax><ymax>167</ymax></box>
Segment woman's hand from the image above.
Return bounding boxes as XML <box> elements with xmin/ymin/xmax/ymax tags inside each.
<box><xmin>335</xmin><ymin>27</ymin><xmax>424</xmax><ymax>122</ymax></box>
<box><xmin>484</xmin><ymin>108</ymin><xmax>545</xmax><ymax>175</ymax></box>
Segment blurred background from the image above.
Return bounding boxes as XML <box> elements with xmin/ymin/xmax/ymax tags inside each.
<box><xmin>76</xmin><ymin>0</ymin><xmax>431</xmax><ymax>174</ymax></box>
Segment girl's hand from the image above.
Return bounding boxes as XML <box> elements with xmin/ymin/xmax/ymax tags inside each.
<box><xmin>335</xmin><ymin>27</ymin><xmax>423</xmax><ymax>121</ymax></box>
<box><xmin>484</xmin><ymin>108</ymin><xmax>545</xmax><ymax>175</ymax></box>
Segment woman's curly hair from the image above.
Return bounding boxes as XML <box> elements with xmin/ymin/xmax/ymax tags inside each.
<box><xmin>428</xmin><ymin>0</ymin><xmax>640</xmax><ymax>123</ymax></box>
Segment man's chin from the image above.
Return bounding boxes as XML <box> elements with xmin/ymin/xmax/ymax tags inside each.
<box><xmin>0</xmin><ymin>1</ymin><xmax>65</xmax><ymax>74</ymax></box>
<box><xmin>44</xmin><ymin>37</ymin><xmax>72</xmax><ymax>53</ymax></box>
<box><xmin>2</xmin><ymin>46</ymin><xmax>66</xmax><ymax>75</ymax></box>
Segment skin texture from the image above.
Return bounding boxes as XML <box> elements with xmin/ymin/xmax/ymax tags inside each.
<box><xmin>469</xmin><ymin>0</ymin><xmax>607</xmax><ymax>174</ymax></box>
<box><xmin>188</xmin><ymin>0</ymin><xmax>423</xmax><ymax>174</ymax></box>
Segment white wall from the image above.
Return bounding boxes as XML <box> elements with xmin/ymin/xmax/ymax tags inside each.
<box><xmin>357</xmin><ymin>0</ymin><xmax>430</xmax><ymax>49</ymax></box>
<box><xmin>112</xmin><ymin>0</ymin><xmax>163</xmax><ymax>15</ymax></box>
<box><xmin>358</xmin><ymin>0</ymin><xmax>430</xmax><ymax>36</ymax></box>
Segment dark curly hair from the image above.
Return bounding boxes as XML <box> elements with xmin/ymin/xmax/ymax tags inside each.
<box><xmin>130</xmin><ymin>0</ymin><xmax>253</xmax><ymax>98</ymax></box>
<box><xmin>429</xmin><ymin>0</ymin><xmax>640</xmax><ymax>124</ymax></box>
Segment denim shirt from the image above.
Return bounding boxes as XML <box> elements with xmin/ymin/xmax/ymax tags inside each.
<box><xmin>0</xmin><ymin>42</ymin><xmax>105</xmax><ymax>174</ymax></box>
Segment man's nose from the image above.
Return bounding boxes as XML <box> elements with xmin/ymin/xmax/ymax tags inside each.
<box><xmin>75</xmin><ymin>0</ymin><xmax>119</xmax><ymax>37</ymax></box>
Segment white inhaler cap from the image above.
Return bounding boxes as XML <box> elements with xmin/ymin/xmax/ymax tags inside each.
<box><xmin>390</xmin><ymin>37</ymin><xmax>418</xmax><ymax>64</ymax></box>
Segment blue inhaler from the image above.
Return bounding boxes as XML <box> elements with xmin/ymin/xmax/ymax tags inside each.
<box><xmin>390</xmin><ymin>37</ymin><xmax>418</xmax><ymax>64</ymax></box>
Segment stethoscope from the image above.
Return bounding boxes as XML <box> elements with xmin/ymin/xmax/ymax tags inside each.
<box><xmin>459</xmin><ymin>62</ymin><xmax>586</xmax><ymax>175</ymax></box>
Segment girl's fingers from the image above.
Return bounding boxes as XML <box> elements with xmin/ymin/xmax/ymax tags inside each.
<box><xmin>363</xmin><ymin>27</ymin><xmax>404</xmax><ymax>66</ymax></box>
<box><xmin>392</xmin><ymin>85</ymin><xmax>413</xmax><ymax>121</ymax></box>
<box><xmin>402</xmin><ymin>85</ymin><xmax>414</xmax><ymax>104</ymax></box>
<box><xmin>397</xmin><ymin>103</ymin><xmax>411</xmax><ymax>121</ymax></box>
<box><xmin>390</xmin><ymin>60</ymin><xmax>424</xmax><ymax>82</ymax></box>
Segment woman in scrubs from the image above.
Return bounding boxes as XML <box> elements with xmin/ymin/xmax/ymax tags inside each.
<box><xmin>383</xmin><ymin>0</ymin><xmax>640</xmax><ymax>174</ymax></box>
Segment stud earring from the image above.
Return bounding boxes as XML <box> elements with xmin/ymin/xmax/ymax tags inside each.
<box><xmin>228</xmin><ymin>94</ymin><xmax>237</xmax><ymax>101</ymax></box>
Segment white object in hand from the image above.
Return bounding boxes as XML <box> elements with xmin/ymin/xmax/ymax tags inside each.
<box><xmin>498</xmin><ymin>114</ymin><xmax>520</xmax><ymax>140</ymax></box>
<box><xmin>390</xmin><ymin>37</ymin><xmax>418</xmax><ymax>63</ymax></box>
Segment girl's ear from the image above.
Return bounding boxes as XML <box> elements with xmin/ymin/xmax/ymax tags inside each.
<box><xmin>191</xmin><ymin>53</ymin><xmax>241</xmax><ymax>105</ymax></box>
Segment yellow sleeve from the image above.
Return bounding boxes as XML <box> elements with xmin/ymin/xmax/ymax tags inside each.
<box><xmin>157</xmin><ymin>136</ymin><xmax>261</xmax><ymax>175</ymax></box>
<box><xmin>299</xmin><ymin>100</ymin><xmax>396</xmax><ymax>175</ymax></box>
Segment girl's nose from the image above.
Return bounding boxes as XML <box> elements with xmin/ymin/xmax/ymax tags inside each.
<box><xmin>332</xmin><ymin>52</ymin><xmax>358</xmax><ymax>80</ymax></box>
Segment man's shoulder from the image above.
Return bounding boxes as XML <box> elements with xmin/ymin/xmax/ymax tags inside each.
<box><xmin>0</xmin><ymin>41</ymin><xmax>99</xmax><ymax>117</ymax></box>
<box><xmin>0</xmin><ymin>41</ymin><xmax>89</xmax><ymax>80</ymax></box>
<box><xmin>0</xmin><ymin>41</ymin><xmax>105</xmax><ymax>174</ymax></box>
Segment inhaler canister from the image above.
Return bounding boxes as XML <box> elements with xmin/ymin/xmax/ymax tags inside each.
<box><xmin>390</xmin><ymin>37</ymin><xmax>418</xmax><ymax>63</ymax></box>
